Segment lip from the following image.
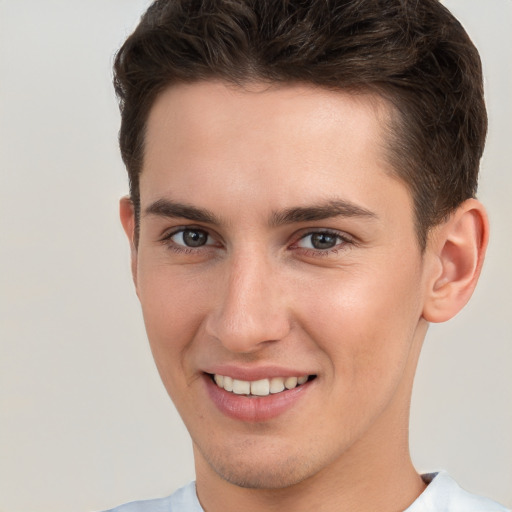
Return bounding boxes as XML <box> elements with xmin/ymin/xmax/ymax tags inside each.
<box><xmin>203</xmin><ymin>371</ymin><xmax>315</xmax><ymax>422</ymax></box>
<box><xmin>204</xmin><ymin>364</ymin><xmax>313</xmax><ymax>382</ymax></box>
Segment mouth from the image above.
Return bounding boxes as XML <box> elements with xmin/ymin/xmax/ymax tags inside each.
<box><xmin>208</xmin><ymin>373</ymin><xmax>316</xmax><ymax>397</ymax></box>
<box><xmin>203</xmin><ymin>368</ymin><xmax>317</xmax><ymax>421</ymax></box>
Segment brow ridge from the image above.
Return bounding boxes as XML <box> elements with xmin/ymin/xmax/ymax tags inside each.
<box><xmin>144</xmin><ymin>199</ymin><xmax>219</xmax><ymax>224</ymax></box>
<box><xmin>144</xmin><ymin>197</ymin><xmax>377</xmax><ymax>227</ymax></box>
<box><xmin>269</xmin><ymin>199</ymin><xmax>377</xmax><ymax>227</ymax></box>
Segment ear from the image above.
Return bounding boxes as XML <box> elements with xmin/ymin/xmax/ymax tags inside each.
<box><xmin>422</xmin><ymin>199</ymin><xmax>489</xmax><ymax>323</ymax></box>
<box><xmin>119</xmin><ymin>196</ymin><xmax>139</xmax><ymax>290</ymax></box>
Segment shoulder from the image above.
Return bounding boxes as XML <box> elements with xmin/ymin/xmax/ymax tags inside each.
<box><xmin>406</xmin><ymin>472</ymin><xmax>510</xmax><ymax>512</ymax></box>
<box><xmin>101</xmin><ymin>482</ymin><xmax>202</xmax><ymax>512</ymax></box>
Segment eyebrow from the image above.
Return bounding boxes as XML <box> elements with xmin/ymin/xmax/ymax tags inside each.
<box><xmin>144</xmin><ymin>198</ymin><xmax>221</xmax><ymax>224</ymax></box>
<box><xmin>269</xmin><ymin>199</ymin><xmax>378</xmax><ymax>227</ymax></box>
<box><xmin>144</xmin><ymin>197</ymin><xmax>378</xmax><ymax>226</ymax></box>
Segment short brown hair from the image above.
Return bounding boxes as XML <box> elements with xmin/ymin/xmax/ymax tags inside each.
<box><xmin>113</xmin><ymin>0</ymin><xmax>487</xmax><ymax>249</ymax></box>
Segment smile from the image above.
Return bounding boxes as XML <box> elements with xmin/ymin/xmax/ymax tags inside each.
<box><xmin>205</xmin><ymin>371</ymin><xmax>316</xmax><ymax>422</ymax></box>
<box><xmin>211</xmin><ymin>374</ymin><xmax>313</xmax><ymax>396</ymax></box>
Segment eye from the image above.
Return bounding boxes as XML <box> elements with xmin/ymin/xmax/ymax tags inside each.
<box><xmin>169</xmin><ymin>228</ymin><xmax>212</xmax><ymax>248</ymax></box>
<box><xmin>296</xmin><ymin>231</ymin><xmax>346</xmax><ymax>251</ymax></box>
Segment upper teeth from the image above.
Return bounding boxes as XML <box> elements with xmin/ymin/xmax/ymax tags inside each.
<box><xmin>213</xmin><ymin>374</ymin><xmax>309</xmax><ymax>396</ymax></box>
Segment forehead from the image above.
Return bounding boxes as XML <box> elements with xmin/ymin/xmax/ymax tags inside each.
<box><xmin>141</xmin><ymin>81</ymin><xmax>411</xmax><ymax>223</ymax></box>
<box><xmin>145</xmin><ymin>81</ymin><xmax>391</xmax><ymax>162</ymax></box>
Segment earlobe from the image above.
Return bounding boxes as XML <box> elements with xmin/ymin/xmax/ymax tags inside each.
<box><xmin>422</xmin><ymin>199</ymin><xmax>489</xmax><ymax>323</ymax></box>
<box><xmin>119</xmin><ymin>196</ymin><xmax>139</xmax><ymax>289</ymax></box>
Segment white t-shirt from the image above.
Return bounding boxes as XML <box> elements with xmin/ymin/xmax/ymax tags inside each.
<box><xmin>404</xmin><ymin>472</ymin><xmax>509</xmax><ymax>511</ymax></box>
<box><xmin>104</xmin><ymin>472</ymin><xmax>509</xmax><ymax>511</ymax></box>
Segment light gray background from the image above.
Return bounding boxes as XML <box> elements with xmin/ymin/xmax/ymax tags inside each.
<box><xmin>0</xmin><ymin>1</ymin><xmax>510</xmax><ymax>511</ymax></box>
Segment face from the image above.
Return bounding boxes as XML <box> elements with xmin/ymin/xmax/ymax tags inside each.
<box><xmin>123</xmin><ymin>82</ymin><xmax>431</xmax><ymax>490</ymax></box>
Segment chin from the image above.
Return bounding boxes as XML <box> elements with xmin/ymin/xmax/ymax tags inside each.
<box><xmin>214</xmin><ymin>460</ymin><xmax>312</xmax><ymax>490</ymax></box>
<box><xmin>196</xmin><ymin>440</ymin><xmax>323</xmax><ymax>490</ymax></box>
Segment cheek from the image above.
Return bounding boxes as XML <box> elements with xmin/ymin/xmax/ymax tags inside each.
<box><xmin>294</xmin><ymin>262</ymin><xmax>423</xmax><ymax>382</ymax></box>
<box><xmin>136</xmin><ymin>262</ymin><xmax>211</xmax><ymax>384</ymax></box>
<box><xmin>138</xmin><ymin>255</ymin><xmax>210</xmax><ymax>326</ymax></box>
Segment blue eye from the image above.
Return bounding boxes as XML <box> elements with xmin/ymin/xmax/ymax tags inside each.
<box><xmin>170</xmin><ymin>229</ymin><xmax>211</xmax><ymax>248</ymax></box>
<box><xmin>297</xmin><ymin>232</ymin><xmax>344</xmax><ymax>250</ymax></box>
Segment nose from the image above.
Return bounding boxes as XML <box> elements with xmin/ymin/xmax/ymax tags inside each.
<box><xmin>205</xmin><ymin>253</ymin><xmax>291</xmax><ymax>353</ymax></box>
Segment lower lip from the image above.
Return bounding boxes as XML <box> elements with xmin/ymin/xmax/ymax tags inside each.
<box><xmin>204</xmin><ymin>375</ymin><xmax>313</xmax><ymax>422</ymax></box>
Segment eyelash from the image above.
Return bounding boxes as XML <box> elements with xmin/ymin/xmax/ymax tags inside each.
<box><xmin>159</xmin><ymin>227</ymin><xmax>218</xmax><ymax>254</ymax></box>
<box><xmin>291</xmin><ymin>230</ymin><xmax>354</xmax><ymax>256</ymax></box>
<box><xmin>159</xmin><ymin>227</ymin><xmax>355</xmax><ymax>257</ymax></box>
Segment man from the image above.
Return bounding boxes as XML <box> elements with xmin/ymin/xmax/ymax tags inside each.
<box><xmin>108</xmin><ymin>0</ymin><xmax>508</xmax><ymax>510</ymax></box>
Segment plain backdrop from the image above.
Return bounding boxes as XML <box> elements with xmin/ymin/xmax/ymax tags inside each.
<box><xmin>0</xmin><ymin>1</ymin><xmax>511</xmax><ymax>511</ymax></box>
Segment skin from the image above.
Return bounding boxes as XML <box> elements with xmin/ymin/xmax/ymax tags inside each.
<box><xmin>120</xmin><ymin>81</ymin><xmax>488</xmax><ymax>512</ymax></box>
